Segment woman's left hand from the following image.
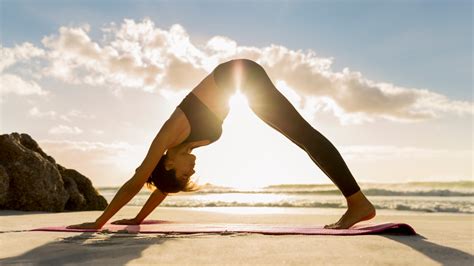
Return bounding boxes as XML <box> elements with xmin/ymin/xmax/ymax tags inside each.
<box><xmin>66</xmin><ymin>222</ymin><xmax>101</xmax><ymax>230</ymax></box>
<box><xmin>111</xmin><ymin>218</ymin><xmax>141</xmax><ymax>225</ymax></box>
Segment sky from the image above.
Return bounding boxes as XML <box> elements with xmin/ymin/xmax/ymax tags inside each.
<box><xmin>1</xmin><ymin>0</ymin><xmax>472</xmax><ymax>188</ymax></box>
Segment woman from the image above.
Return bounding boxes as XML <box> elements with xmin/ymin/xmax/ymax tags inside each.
<box><xmin>67</xmin><ymin>59</ymin><xmax>376</xmax><ymax>230</ymax></box>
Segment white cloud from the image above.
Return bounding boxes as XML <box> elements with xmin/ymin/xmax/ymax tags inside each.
<box><xmin>0</xmin><ymin>73</ymin><xmax>48</xmax><ymax>96</ymax></box>
<box><xmin>0</xmin><ymin>42</ymin><xmax>45</xmax><ymax>72</ymax></box>
<box><xmin>256</xmin><ymin>46</ymin><xmax>473</xmax><ymax>124</ymax></box>
<box><xmin>48</xmin><ymin>125</ymin><xmax>83</xmax><ymax>135</ymax></box>
<box><xmin>0</xmin><ymin>43</ymin><xmax>48</xmax><ymax>98</ymax></box>
<box><xmin>205</xmin><ymin>36</ymin><xmax>238</xmax><ymax>57</ymax></box>
<box><xmin>39</xmin><ymin>139</ymin><xmax>134</xmax><ymax>154</ymax></box>
<box><xmin>59</xmin><ymin>109</ymin><xmax>96</xmax><ymax>122</ymax></box>
<box><xmin>37</xmin><ymin>139</ymin><xmax>145</xmax><ymax>186</ymax></box>
<box><xmin>28</xmin><ymin>107</ymin><xmax>95</xmax><ymax>122</ymax></box>
<box><xmin>340</xmin><ymin>145</ymin><xmax>472</xmax><ymax>161</ymax></box>
<box><xmin>90</xmin><ymin>129</ymin><xmax>104</xmax><ymax>135</ymax></box>
<box><xmin>3</xmin><ymin>18</ymin><xmax>472</xmax><ymax>125</ymax></box>
<box><xmin>28</xmin><ymin>106</ymin><xmax>57</xmax><ymax>119</ymax></box>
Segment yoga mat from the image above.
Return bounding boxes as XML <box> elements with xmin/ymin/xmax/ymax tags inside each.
<box><xmin>31</xmin><ymin>220</ymin><xmax>417</xmax><ymax>236</ymax></box>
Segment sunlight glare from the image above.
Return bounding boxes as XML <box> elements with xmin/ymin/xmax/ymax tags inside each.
<box><xmin>233</xmin><ymin>59</ymin><xmax>244</xmax><ymax>92</ymax></box>
<box><xmin>228</xmin><ymin>90</ymin><xmax>249</xmax><ymax>109</ymax></box>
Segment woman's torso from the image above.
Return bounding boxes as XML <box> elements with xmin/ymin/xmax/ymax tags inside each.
<box><xmin>191</xmin><ymin>72</ymin><xmax>232</xmax><ymax>121</ymax></box>
<box><xmin>167</xmin><ymin>72</ymin><xmax>235</xmax><ymax>148</ymax></box>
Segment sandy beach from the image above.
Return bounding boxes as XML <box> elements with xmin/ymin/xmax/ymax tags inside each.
<box><xmin>0</xmin><ymin>207</ymin><xmax>472</xmax><ymax>265</ymax></box>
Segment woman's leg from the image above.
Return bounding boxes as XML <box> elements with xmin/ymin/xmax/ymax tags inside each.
<box><xmin>213</xmin><ymin>59</ymin><xmax>375</xmax><ymax>228</ymax></box>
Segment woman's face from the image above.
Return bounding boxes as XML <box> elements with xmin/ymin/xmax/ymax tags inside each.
<box><xmin>165</xmin><ymin>148</ymin><xmax>196</xmax><ymax>182</ymax></box>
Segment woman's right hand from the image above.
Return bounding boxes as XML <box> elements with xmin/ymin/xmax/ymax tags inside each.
<box><xmin>111</xmin><ymin>218</ymin><xmax>141</xmax><ymax>225</ymax></box>
<box><xmin>66</xmin><ymin>222</ymin><xmax>102</xmax><ymax>230</ymax></box>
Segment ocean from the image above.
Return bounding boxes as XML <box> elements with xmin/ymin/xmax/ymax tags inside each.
<box><xmin>97</xmin><ymin>181</ymin><xmax>474</xmax><ymax>214</ymax></box>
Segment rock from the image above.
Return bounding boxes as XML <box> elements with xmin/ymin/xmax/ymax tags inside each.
<box><xmin>16</xmin><ymin>133</ymin><xmax>56</xmax><ymax>164</ymax></box>
<box><xmin>0</xmin><ymin>132</ymin><xmax>108</xmax><ymax>212</ymax></box>
<box><xmin>0</xmin><ymin>165</ymin><xmax>9</xmax><ymax>206</ymax></box>
<box><xmin>0</xmin><ymin>133</ymin><xmax>68</xmax><ymax>211</ymax></box>
<box><xmin>58</xmin><ymin>164</ymin><xmax>107</xmax><ymax>211</ymax></box>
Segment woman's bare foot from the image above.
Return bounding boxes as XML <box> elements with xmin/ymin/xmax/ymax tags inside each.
<box><xmin>324</xmin><ymin>190</ymin><xmax>376</xmax><ymax>229</ymax></box>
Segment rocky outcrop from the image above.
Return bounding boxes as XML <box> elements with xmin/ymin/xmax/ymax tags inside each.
<box><xmin>0</xmin><ymin>132</ymin><xmax>108</xmax><ymax>212</ymax></box>
<box><xmin>0</xmin><ymin>165</ymin><xmax>9</xmax><ymax>206</ymax></box>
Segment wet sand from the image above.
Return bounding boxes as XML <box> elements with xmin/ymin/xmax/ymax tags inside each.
<box><xmin>0</xmin><ymin>207</ymin><xmax>472</xmax><ymax>265</ymax></box>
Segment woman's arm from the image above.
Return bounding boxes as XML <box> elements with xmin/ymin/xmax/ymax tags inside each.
<box><xmin>135</xmin><ymin>189</ymin><xmax>167</xmax><ymax>223</ymax></box>
<box><xmin>68</xmin><ymin>119</ymin><xmax>181</xmax><ymax>229</ymax></box>
<box><xmin>111</xmin><ymin>189</ymin><xmax>167</xmax><ymax>225</ymax></box>
<box><xmin>67</xmin><ymin>169</ymin><xmax>163</xmax><ymax>229</ymax></box>
<box><xmin>93</xmin><ymin>178</ymin><xmax>146</xmax><ymax>227</ymax></box>
<box><xmin>94</xmin><ymin>140</ymin><xmax>170</xmax><ymax>227</ymax></box>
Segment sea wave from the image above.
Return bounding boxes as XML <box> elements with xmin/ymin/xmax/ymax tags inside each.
<box><xmin>191</xmin><ymin>188</ymin><xmax>474</xmax><ymax>197</ymax></box>
<box><xmin>154</xmin><ymin>201</ymin><xmax>473</xmax><ymax>214</ymax></box>
<box><xmin>97</xmin><ymin>181</ymin><xmax>474</xmax><ymax>214</ymax></box>
<box><xmin>98</xmin><ymin>181</ymin><xmax>474</xmax><ymax>196</ymax></box>
<box><xmin>265</xmin><ymin>181</ymin><xmax>474</xmax><ymax>190</ymax></box>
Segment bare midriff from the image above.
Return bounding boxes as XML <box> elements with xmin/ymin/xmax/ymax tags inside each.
<box><xmin>189</xmin><ymin>72</ymin><xmax>234</xmax><ymax>122</ymax></box>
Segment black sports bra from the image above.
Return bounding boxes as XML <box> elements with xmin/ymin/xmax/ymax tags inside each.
<box><xmin>177</xmin><ymin>92</ymin><xmax>223</xmax><ymax>144</ymax></box>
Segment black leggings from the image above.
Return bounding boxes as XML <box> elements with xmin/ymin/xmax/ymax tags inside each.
<box><xmin>212</xmin><ymin>59</ymin><xmax>361</xmax><ymax>198</ymax></box>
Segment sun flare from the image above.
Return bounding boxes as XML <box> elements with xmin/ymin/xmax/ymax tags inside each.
<box><xmin>228</xmin><ymin>90</ymin><xmax>249</xmax><ymax>110</ymax></box>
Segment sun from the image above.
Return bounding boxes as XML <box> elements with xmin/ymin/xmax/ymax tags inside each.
<box><xmin>228</xmin><ymin>90</ymin><xmax>249</xmax><ymax>111</ymax></box>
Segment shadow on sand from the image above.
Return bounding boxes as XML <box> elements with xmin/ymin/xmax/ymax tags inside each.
<box><xmin>0</xmin><ymin>232</ymin><xmax>173</xmax><ymax>265</ymax></box>
<box><xmin>384</xmin><ymin>233</ymin><xmax>473</xmax><ymax>265</ymax></box>
<box><xmin>0</xmin><ymin>210</ymin><xmax>59</xmax><ymax>216</ymax></box>
<box><xmin>1</xmin><ymin>231</ymin><xmax>472</xmax><ymax>265</ymax></box>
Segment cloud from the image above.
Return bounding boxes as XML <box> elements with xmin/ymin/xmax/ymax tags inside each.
<box><xmin>48</xmin><ymin>125</ymin><xmax>83</xmax><ymax>135</ymax></box>
<box><xmin>38</xmin><ymin>139</ymin><xmax>135</xmax><ymax>160</ymax></box>
<box><xmin>28</xmin><ymin>106</ymin><xmax>57</xmax><ymax>119</ymax></box>
<box><xmin>37</xmin><ymin>139</ymin><xmax>144</xmax><ymax>185</ymax></box>
<box><xmin>28</xmin><ymin>107</ymin><xmax>96</xmax><ymax>122</ymax></box>
<box><xmin>59</xmin><ymin>109</ymin><xmax>96</xmax><ymax>122</ymax></box>
<box><xmin>0</xmin><ymin>43</ymin><xmax>48</xmax><ymax>97</ymax></box>
<box><xmin>3</xmin><ymin>18</ymin><xmax>472</xmax><ymax>124</ymax></box>
<box><xmin>0</xmin><ymin>42</ymin><xmax>45</xmax><ymax>72</ymax></box>
<box><xmin>90</xmin><ymin>129</ymin><xmax>104</xmax><ymax>135</ymax></box>
<box><xmin>257</xmin><ymin>46</ymin><xmax>473</xmax><ymax>124</ymax></box>
<box><xmin>340</xmin><ymin>145</ymin><xmax>472</xmax><ymax>161</ymax></box>
<box><xmin>0</xmin><ymin>73</ymin><xmax>49</xmax><ymax>96</ymax></box>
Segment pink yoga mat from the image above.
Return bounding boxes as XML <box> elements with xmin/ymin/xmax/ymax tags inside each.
<box><xmin>31</xmin><ymin>220</ymin><xmax>417</xmax><ymax>235</ymax></box>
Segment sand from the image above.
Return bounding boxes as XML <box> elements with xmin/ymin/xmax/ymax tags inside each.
<box><xmin>0</xmin><ymin>207</ymin><xmax>472</xmax><ymax>265</ymax></box>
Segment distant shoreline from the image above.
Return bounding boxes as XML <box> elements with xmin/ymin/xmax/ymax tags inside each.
<box><xmin>96</xmin><ymin>180</ymin><xmax>474</xmax><ymax>190</ymax></box>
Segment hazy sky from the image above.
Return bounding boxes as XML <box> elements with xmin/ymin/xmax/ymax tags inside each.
<box><xmin>1</xmin><ymin>0</ymin><xmax>472</xmax><ymax>188</ymax></box>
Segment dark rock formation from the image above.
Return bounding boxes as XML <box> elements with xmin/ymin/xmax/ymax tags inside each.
<box><xmin>0</xmin><ymin>132</ymin><xmax>108</xmax><ymax>212</ymax></box>
<box><xmin>0</xmin><ymin>165</ymin><xmax>8</xmax><ymax>206</ymax></box>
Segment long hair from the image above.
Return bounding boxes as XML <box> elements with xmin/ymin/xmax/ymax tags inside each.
<box><xmin>145</xmin><ymin>154</ymin><xmax>200</xmax><ymax>194</ymax></box>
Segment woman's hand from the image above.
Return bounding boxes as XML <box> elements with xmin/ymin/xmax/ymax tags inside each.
<box><xmin>66</xmin><ymin>222</ymin><xmax>102</xmax><ymax>230</ymax></box>
<box><xmin>111</xmin><ymin>218</ymin><xmax>141</xmax><ymax>225</ymax></box>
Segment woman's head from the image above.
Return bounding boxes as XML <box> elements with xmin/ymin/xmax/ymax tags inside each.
<box><xmin>165</xmin><ymin>146</ymin><xmax>196</xmax><ymax>179</ymax></box>
<box><xmin>145</xmin><ymin>145</ymin><xmax>199</xmax><ymax>193</ymax></box>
